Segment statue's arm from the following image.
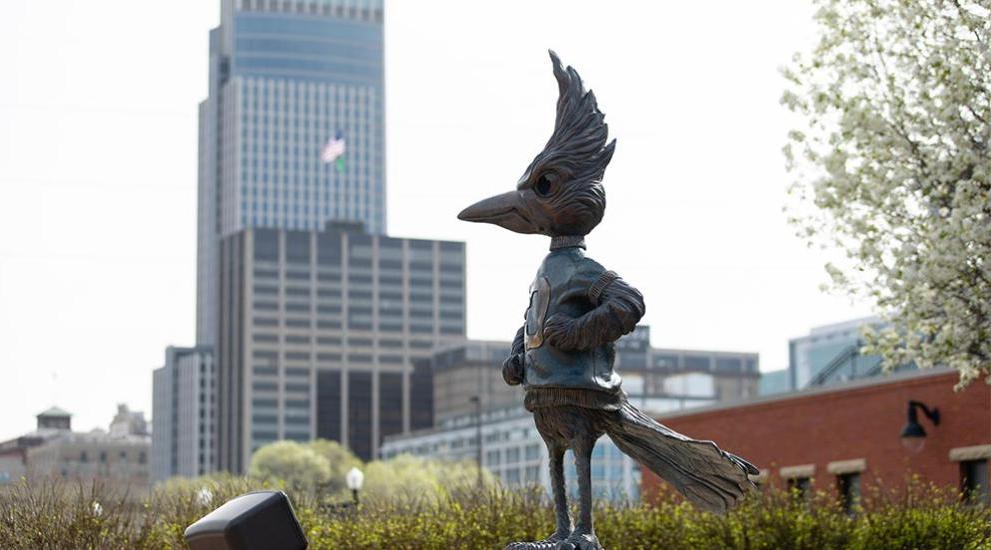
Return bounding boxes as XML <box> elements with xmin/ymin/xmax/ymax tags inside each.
<box><xmin>502</xmin><ymin>324</ymin><xmax>526</xmax><ymax>385</ymax></box>
<box><xmin>543</xmin><ymin>271</ymin><xmax>645</xmax><ymax>351</ymax></box>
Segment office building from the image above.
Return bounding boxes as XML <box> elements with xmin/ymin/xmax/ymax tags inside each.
<box><xmin>151</xmin><ymin>347</ymin><xmax>216</xmax><ymax>483</ymax></box>
<box><xmin>788</xmin><ymin>317</ymin><xmax>888</xmax><ymax>389</ymax></box>
<box><xmin>0</xmin><ymin>406</ymin><xmax>151</xmax><ymax>490</ymax></box>
<box><xmin>216</xmin><ymin>222</ymin><xmax>466</xmax><ymax>471</ymax></box>
<box><xmin>0</xmin><ymin>407</ymin><xmax>73</xmax><ymax>484</ymax></box>
<box><xmin>758</xmin><ymin>368</ymin><xmax>791</xmax><ymax>396</ymax></box>
<box><xmin>381</xmin><ymin>329</ymin><xmax>759</xmax><ymax>500</ymax></box>
<box><xmin>418</xmin><ymin>340</ymin><xmax>523</xmax><ymax>428</ymax></box>
<box><xmin>198</xmin><ymin>0</ymin><xmax>386</xmax><ymax>347</ymax></box>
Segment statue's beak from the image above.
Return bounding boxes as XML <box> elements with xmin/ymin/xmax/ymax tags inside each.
<box><xmin>457</xmin><ymin>190</ymin><xmax>537</xmax><ymax>234</ymax></box>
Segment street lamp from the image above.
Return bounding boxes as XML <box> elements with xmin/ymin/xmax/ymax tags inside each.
<box><xmin>900</xmin><ymin>400</ymin><xmax>940</xmax><ymax>453</ymax></box>
<box><xmin>469</xmin><ymin>395</ymin><xmax>483</xmax><ymax>489</ymax></box>
<box><xmin>346</xmin><ymin>466</ymin><xmax>364</xmax><ymax>506</ymax></box>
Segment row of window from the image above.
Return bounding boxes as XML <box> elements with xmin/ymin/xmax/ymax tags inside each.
<box><xmin>780</xmin><ymin>458</ymin><xmax>989</xmax><ymax>513</ymax></box>
<box><xmin>235</xmin><ymin>15</ymin><xmax>384</xmax><ymax>48</ymax></box>
<box><xmin>486</xmin><ymin>444</ymin><xmax>543</xmax><ymax>467</ymax></box>
<box><xmin>77</xmin><ymin>450</ymin><xmax>147</xmax><ymax>465</ymax></box>
<box><xmin>250</xmin><ymin>325</ymin><xmax>462</xmax><ymax>341</ymax></box>
<box><xmin>252</xmin><ymin>353</ymin><xmax>406</xmax><ymax>369</ymax></box>
<box><xmin>252</xmin><ymin>284</ymin><xmax>463</xmax><ymax>298</ymax></box>
<box><xmin>237</xmin><ymin>1</ymin><xmax>384</xmax><ymax>23</ymax></box>
<box><xmin>252</xmin><ymin>265</ymin><xmax>462</xmax><ymax>277</ymax></box>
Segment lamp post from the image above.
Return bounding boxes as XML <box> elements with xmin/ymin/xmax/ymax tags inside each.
<box><xmin>469</xmin><ymin>395</ymin><xmax>483</xmax><ymax>489</ymax></box>
<box><xmin>900</xmin><ymin>400</ymin><xmax>940</xmax><ymax>453</ymax></box>
<box><xmin>345</xmin><ymin>466</ymin><xmax>364</xmax><ymax>507</ymax></box>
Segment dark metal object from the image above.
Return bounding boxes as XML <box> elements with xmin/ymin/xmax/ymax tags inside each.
<box><xmin>184</xmin><ymin>491</ymin><xmax>307</xmax><ymax>550</ymax></box>
<box><xmin>901</xmin><ymin>400</ymin><xmax>940</xmax><ymax>439</ymax></box>
<box><xmin>460</xmin><ymin>51</ymin><xmax>758</xmax><ymax>550</ymax></box>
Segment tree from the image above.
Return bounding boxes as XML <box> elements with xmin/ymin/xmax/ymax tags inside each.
<box><xmin>308</xmin><ymin>439</ymin><xmax>362</xmax><ymax>493</ymax></box>
<box><xmin>361</xmin><ymin>454</ymin><xmax>495</xmax><ymax>501</ymax></box>
<box><xmin>248</xmin><ymin>440</ymin><xmax>331</xmax><ymax>495</ymax></box>
<box><xmin>782</xmin><ymin>0</ymin><xmax>991</xmax><ymax>386</ymax></box>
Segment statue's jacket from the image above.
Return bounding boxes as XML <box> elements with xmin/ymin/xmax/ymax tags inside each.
<box><xmin>517</xmin><ymin>243</ymin><xmax>643</xmax><ymax>412</ymax></box>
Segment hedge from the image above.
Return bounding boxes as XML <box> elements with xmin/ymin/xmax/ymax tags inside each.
<box><xmin>1</xmin><ymin>477</ymin><xmax>989</xmax><ymax>549</ymax></box>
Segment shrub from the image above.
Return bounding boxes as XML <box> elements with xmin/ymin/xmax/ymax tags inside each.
<box><xmin>0</xmin><ymin>477</ymin><xmax>988</xmax><ymax>549</ymax></box>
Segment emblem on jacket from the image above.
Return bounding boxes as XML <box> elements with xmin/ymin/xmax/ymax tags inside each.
<box><xmin>525</xmin><ymin>277</ymin><xmax>551</xmax><ymax>349</ymax></box>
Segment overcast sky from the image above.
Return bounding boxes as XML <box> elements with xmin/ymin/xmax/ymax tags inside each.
<box><xmin>0</xmin><ymin>0</ymin><xmax>873</xmax><ymax>440</ymax></box>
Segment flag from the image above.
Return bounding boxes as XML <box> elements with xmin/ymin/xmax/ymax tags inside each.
<box><xmin>321</xmin><ymin>131</ymin><xmax>346</xmax><ymax>172</ymax></box>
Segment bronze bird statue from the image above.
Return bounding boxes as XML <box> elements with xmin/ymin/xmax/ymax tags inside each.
<box><xmin>458</xmin><ymin>51</ymin><xmax>758</xmax><ymax>550</ymax></box>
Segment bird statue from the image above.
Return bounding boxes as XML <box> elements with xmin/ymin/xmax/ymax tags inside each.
<box><xmin>458</xmin><ymin>51</ymin><xmax>759</xmax><ymax>550</ymax></box>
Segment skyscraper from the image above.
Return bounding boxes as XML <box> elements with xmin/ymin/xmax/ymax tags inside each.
<box><xmin>198</xmin><ymin>0</ymin><xmax>386</xmax><ymax>347</ymax></box>
<box><xmin>181</xmin><ymin>0</ymin><xmax>466</xmax><ymax>475</ymax></box>
<box><xmin>151</xmin><ymin>347</ymin><xmax>216</xmax><ymax>482</ymax></box>
<box><xmin>216</xmin><ymin>223</ymin><xmax>465</xmax><ymax>471</ymax></box>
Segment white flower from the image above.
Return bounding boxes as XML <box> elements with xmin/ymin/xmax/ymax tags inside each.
<box><xmin>783</xmin><ymin>0</ymin><xmax>991</xmax><ymax>387</ymax></box>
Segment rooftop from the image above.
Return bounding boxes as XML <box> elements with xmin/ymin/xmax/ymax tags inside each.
<box><xmin>36</xmin><ymin>406</ymin><xmax>71</xmax><ymax>418</ymax></box>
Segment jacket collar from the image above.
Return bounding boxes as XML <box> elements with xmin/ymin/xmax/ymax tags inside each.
<box><xmin>550</xmin><ymin>235</ymin><xmax>586</xmax><ymax>250</ymax></box>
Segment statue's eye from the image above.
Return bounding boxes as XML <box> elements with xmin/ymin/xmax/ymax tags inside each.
<box><xmin>535</xmin><ymin>173</ymin><xmax>557</xmax><ymax>197</ymax></box>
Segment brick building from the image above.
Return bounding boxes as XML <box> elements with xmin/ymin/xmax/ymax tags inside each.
<box><xmin>643</xmin><ymin>368</ymin><xmax>991</xmax><ymax>506</ymax></box>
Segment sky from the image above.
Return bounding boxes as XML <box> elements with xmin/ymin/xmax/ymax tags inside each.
<box><xmin>0</xmin><ymin>0</ymin><xmax>875</xmax><ymax>441</ymax></box>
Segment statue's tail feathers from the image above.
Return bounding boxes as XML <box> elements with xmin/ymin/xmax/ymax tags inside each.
<box><xmin>603</xmin><ymin>400</ymin><xmax>758</xmax><ymax>514</ymax></box>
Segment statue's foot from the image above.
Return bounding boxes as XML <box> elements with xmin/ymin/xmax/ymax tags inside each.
<box><xmin>555</xmin><ymin>532</ymin><xmax>603</xmax><ymax>550</ymax></box>
<box><xmin>504</xmin><ymin>531</ymin><xmax>570</xmax><ymax>550</ymax></box>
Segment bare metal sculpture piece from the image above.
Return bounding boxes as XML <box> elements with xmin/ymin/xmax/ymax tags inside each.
<box><xmin>458</xmin><ymin>51</ymin><xmax>758</xmax><ymax>550</ymax></box>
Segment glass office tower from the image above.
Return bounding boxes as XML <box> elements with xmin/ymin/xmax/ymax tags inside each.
<box><xmin>198</xmin><ymin>0</ymin><xmax>386</xmax><ymax>347</ymax></box>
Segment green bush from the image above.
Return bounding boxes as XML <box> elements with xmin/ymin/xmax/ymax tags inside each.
<box><xmin>1</xmin><ymin>477</ymin><xmax>989</xmax><ymax>549</ymax></box>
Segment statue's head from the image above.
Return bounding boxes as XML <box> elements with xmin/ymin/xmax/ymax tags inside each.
<box><xmin>458</xmin><ymin>50</ymin><xmax>615</xmax><ymax>238</ymax></box>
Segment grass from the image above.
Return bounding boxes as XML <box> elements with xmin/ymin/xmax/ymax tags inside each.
<box><xmin>1</xmin><ymin>476</ymin><xmax>989</xmax><ymax>549</ymax></box>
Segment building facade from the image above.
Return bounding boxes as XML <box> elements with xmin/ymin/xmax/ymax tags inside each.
<box><xmin>1</xmin><ymin>406</ymin><xmax>151</xmax><ymax>491</ymax></box>
<box><xmin>788</xmin><ymin>317</ymin><xmax>885</xmax><ymax>389</ymax></box>
<box><xmin>217</xmin><ymin>223</ymin><xmax>465</xmax><ymax>471</ymax></box>
<box><xmin>758</xmin><ymin>368</ymin><xmax>791</xmax><ymax>396</ymax></box>
<box><xmin>198</xmin><ymin>0</ymin><xmax>386</xmax><ymax>347</ymax></box>
<box><xmin>642</xmin><ymin>369</ymin><xmax>991</xmax><ymax>507</ymax></box>
<box><xmin>152</xmin><ymin>347</ymin><xmax>216</xmax><ymax>483</ymax></box>
<box><xmin>383</xmin><ymin>408</ymin><xmax>644</xmax><ymax>501</ymax></box>
<box><xmin>0</xmin><ymin>407</ymin><xmax>72</xmax><ymax>484</ymax></box>
<box><xmin>382</xmin><ymin>329</ymin><xmax>759</xmax><ymax>500</ymax></box>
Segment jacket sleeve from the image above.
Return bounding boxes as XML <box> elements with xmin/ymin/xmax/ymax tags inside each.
<box><xmin>543</xmin><ymin>270</ymin><xmax>645</xmax><ymax>352</ymax></box>
<box><xmin>502</xmin><ymin>325</ymin><xmax>526</xmax><ymax>385</ymax></box>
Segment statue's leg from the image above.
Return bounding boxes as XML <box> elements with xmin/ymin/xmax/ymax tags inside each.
<box><xmin>504</xmin><ymin>412</ymin><xmax>572</xmax><ymax>550</ymax></box>
<box><xmin>546</xmin><ymin>442</ymin><xmax>572</xmax><ymax>540</ymax></box>
<box><xmin>559</xmin><ymin>427</ymin><xmax>603</xmax><ymax>550</ymax></box>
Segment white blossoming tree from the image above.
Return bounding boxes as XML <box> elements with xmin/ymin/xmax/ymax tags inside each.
<box><xmin>782</xmin><ymin>0</ymin><xmax>990</xmax><ymax>387</ymax></box>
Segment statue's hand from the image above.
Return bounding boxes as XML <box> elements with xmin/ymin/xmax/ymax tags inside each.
<box><xmin>502</xmin><ymin>353</ymin><xmax>524</xmax><ymax>386</ymax></box>
<box><xmin>543</xmin><ymin>313</ymin><xmax>582</xmax><ymax>351</ymax></box>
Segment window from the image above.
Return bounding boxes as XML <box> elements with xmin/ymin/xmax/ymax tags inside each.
<box><xmin>138</xmin><ymin>452</ymin><xmax>147</xmax><ymax>465</ymax></box>
<box><xmin>663</xmin><ymin>372</ymin><xmax>715</xmax><ymax>398</ymax></box>
<box><xmin>787</xmin><ymin>477</ymin><xmax>811</xmax><ymax>501</ymax></box>
<box><xmin>80</xmin><ymin>451</ymin><xmax>88</xmax><ymax>463</ymax></box>
<box><xmin>962</xmin><ymin>459</ymin><xmax>989</xmax><ymax>505</ymax></box>
<box><xmin>526</xmin><ymin>465</ymin><xmax>541</xmax><ymax>483</ymax></box>
<box><xmin>837</xmin><ymin>472</ymin><xmax>861</xmax><ymax>514</ymax></box>
<box><xmin>525</xmin><ymin>444</ymin><xmax>541</xmax><ymax>461</ymax></box>
<box><xmin>486</xmin><ymin>450</ymin><xmax>501</xmax><ymax>466</ymax></box>
<box><xmin>505</xmin><ymin>468</ymin><xmax>521</xmax><ymax>485</ymax></box>
<box><xmin>506</xmin><ymin>447</ymin><xmax>520</xmax><ymax>464</ymax></box>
